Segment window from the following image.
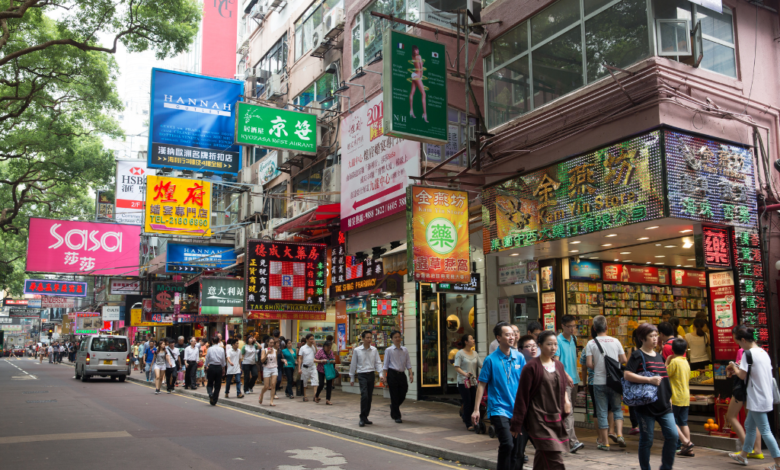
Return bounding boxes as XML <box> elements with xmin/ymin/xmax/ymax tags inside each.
<box><xmin>485</xmin><ymin>0</ymin><xmax>650</xmax><ymax>129</ymax></box>
<box><xmin>425</xmin><ymin>108</ymin><xmax>476</xmax><ymax>166</ymax></box>
<box><xmin>255</xmin><ymin>35</ymin><xmax>288</xmax><ymax>97</ymax></box>
<box><xmin>293</xmin><ymin>73</ymin><xmax>338</xmax><ymax>110</ymax></box>
<box><xmin>250</xmin><ymin>147</ymin><xmax>269</xmax><ymax>166</ymax></box>
<box><xmin>295</xmin><ymin>0</ymin><xmax>344</xmax><ymax>61</ymax></box>
<box><xmin>351</xmin><ymin>0</ymin><xmax>408</xmax><ymax>74</ymax></box>
<box><xmin>268</xmin><ymin>183</ymin><xmax>288</xmax><ymax>219</ymax></box>
<box><xmin>90</xmin><ymin>337</ymin><xmax>128</xmax><ymax>352</ymax></box>
<box><xmin>293</xmin><ymin>161</ymin><xmax>326</xmax><ymax>195</ymax></box>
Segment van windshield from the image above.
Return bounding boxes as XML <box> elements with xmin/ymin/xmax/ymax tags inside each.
<box><xmin>90</xmin><ymin>338</ymin><xmax>128</xmax><ymax>352</ymax></box>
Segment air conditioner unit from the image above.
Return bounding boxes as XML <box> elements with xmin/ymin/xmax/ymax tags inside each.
<box><xmin>277</xmin><ymin>150</ymin><xmax>291</xmax><ymax>165</ymax></box>
<box><xmin>247</xmin><ymin>223</ymin><xmax>263</xmax><ymax>239</ymax></box>
<box><xmin>239</xmin><ymin>192</ymin><xmax>250</xmax><ymax>220</ymax></box>
<box><xmin>235</xmin><ymin>226</ymin><xmax>246</xmax><ymax>251</ymax></box>
<box><xmin>266</xmin><ymin>73</ymin><xmax>283</xmax><ymax>99</ymax></box>
<box><xmin>311</xmin><ymin>24</ymin><xmax>325</xmax><ymax>52</ymax></box>
<box><xmin>237</xmin><ymin>37</ymin><xmax>249</xmax><ymax>54</ymax></box>
<box><xmin>321</xmin><ymin>164</ymin><xmax>341</xmax><ymax>203</ymax></box>
<box><xmin>261</xmin><ymin>226</ymin><xmax>275</xmax><ymax>238</ymax></box>
<box><xmin>323</xmin><ymin>7</ymin><xmax>345</xmax><ymax>39</ymax></box>
<box><xmin>250</xmin><ymin>3</ymin><xmax>265</xmax><ymax>19</ymax></box>
<box><xmin>238</xmin><ymin>168</ymin><xmax>253</xmax><ymax>184</ymax></box>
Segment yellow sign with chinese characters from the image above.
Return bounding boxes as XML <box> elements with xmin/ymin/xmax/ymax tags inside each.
<box><xmin>145</xmin><ymin>175</ymin><xmax>212</xmax><ymax>236</ymax></box>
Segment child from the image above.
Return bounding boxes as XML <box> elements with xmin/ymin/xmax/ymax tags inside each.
<box><xmin>197</xmin><ymin>355</ymin><xmax>206</xmax><ymax>387</ymax></box>
<box><xmin>667</xmin><ymin>337</ymin><xmax>694</xmax><ymax>457</ymax></box>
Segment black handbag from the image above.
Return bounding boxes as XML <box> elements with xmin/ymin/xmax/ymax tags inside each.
<box><xmin>732</xmin><ymin>351</ymin><xmax>752</xmax><ymax>402</ymax></box>
<box><xmin>594</xmin><ymin>338</ymin><xmax>625</xmax><ymax>395</ymax></box>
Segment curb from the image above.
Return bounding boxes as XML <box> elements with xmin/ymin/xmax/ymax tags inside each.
<box><xmin>127</xmin><ymin>375</ymin><xmax>497</xmax><ymax>469</ymax></box>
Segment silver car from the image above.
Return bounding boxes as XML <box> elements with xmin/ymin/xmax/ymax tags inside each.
<box><xmin>74</xmin><ymin>335</ymin><xmax>132</xmax><ymax>382</ymax></box>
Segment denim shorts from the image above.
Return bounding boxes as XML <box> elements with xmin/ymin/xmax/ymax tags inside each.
<box><xmin>672</xmin><ymin>405</ymin><xmax>689</xmax><ymax>427</ymax></box>
<box><xmin>593</xmin><ymin>384</ymin><xmax>623</xmax><ymax>429</ymax></box>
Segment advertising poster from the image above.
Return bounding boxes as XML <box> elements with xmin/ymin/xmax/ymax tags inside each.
<box><xmin>200</xmin><ymin>278</ymin><xmax>244</xmax><ymax>315</ymax></box>
<box><xmin>201</xmin><ymin>0</ymin><xmax>239</xmax><ymax>79</ymax></box>
<box><xmin>382</xmin><ymin>30</ymin><xmax>447</xmax><ymax>144</ymax></box>
<box><xmin>340</xmin><ymin>94</ymin><xmax>420</xmax><ymax>231</ymax></box>
<box><xmin>671</xmin><ymin>269</ymin><xmax>707</xmax><ymax>287</ymax></box>
<box><xmin>24</xmin><ymin>279</ymin><xmax>87</xmax><ymax>297</ymax></box>
<box><xmin>541</xmin><ymin>266</ymin><xmax>554</xmax><ymax>291</ymax></box>
<box><xmin>602</xmin><ymin>264</ymin><xmax>669</xmax><ymax>285</ymax></box>
<box><xmin>569</xmin><ymin>260</ymin><xmax>602</xmax><ymax>280</ymax></box>
<box><xmin>235</xmin><ymin>102</ymin><xmax>317</xmax><ymax>154</ymax></box>
<box><xmin>257</xmin><ymin>151</ymin><xmax>281</xmax><ymax>186</ymax></box>
<box><xmin>96</xmin><ymin>191</ymin><xmax>114</xmax><ymax>220</ymax></box>
<box><xmin>498</xmin><ymin>298</ymin><xmax>510</xmax><ymax>323</ymax></box>
<box><xmin>109</xmin><ymin>279</ymin><xmax>142</xmax><ymax>295</ymax></box>
<box><xmin>26</xmin><ymin>218</ymin><xmax>141</xmax><ymax>276</ymax></box>
<box><xmin>74</xmin><ymin>313</ymin><xmax>101</xmax><ymax>335</ymax></box>
<box><xmin>148</xmin><ymin>69</ymin><xmax>242</xmax><ymax>174</ymax></box>
<box><xmin>407</xmin><ymin>186</ymin><xmax>470</xmax><ymax>283</ymax></box>
<box><xmin>336</xmin><ymin>301</ymin><xmax>348</xmax><ymax>353</ymax></box>
<box><xmin>115</xmin><ymin>160</ymin><xmax>147</xmax><ymax>225</ymax></box>
<box><xmin>709</xmin><ymin>271</ymin><xmax>737</xmax><ymax>360</ymax></box>
<box><xmin>102</xmin><ymin>306</ymin><xmax>121</xmax><ymax>321</ymax></box>
<box><xmin>541</xmin><ymin>292</ymin><xmax>556</xmax><ymax>331</ymax></box>
<box><xmin>151</xmin><ymin>282</ymin><xmax>196</xmax><ymax>314</ymax></box>
<box><xmin>166</xmin><ymin>243</ymin><xmax>235</xmax><ymax>273</ymax></box>
<box><xmin>245</xmin><ymin>240</ymin><xmax>327</xmax><ymax>319</ymax></box>
<box><xmin>145</xmin><ymin>175</ymin><xmax>212</xmax><ymax>236</ymax></box>
<box><xmin>498</xmin><ymin>261</ymin><xmax>528</xmax><ymax>285</ymax></box>
<box><xmin>41</xmin><ymin>297</ymin><xmax>76</xmax><ymax>309</ymax></box>
<box><xmin>130</xmin><ymin>308</ymin><xmax>172</xmax><ymax>327</ymax></box>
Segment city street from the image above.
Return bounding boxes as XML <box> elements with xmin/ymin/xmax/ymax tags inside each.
<box><xmin>0</xmin><ymin>358</ymin><xmax>479</xmax><ymax>470</ymax></box>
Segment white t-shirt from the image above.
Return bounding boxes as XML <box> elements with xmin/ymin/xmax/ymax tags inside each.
<box><xmin>226</xmin><ymin>348</ymin><xmax>241</xmax><ymax>375</ymax></box>
<box><xmin>489</xmin><ymin>339</ymin><xmax>499</xmax><ymax>354</ymax></box>
<box><xmin>585</xmin><ymin>336</ymin><xmax>624</xmax><ymax>385</ymax></box>
<box><xmin>299</xmin><ymin>344</ymin><xmax>316</xmax><ymax>366</ymax></box>
<box><xmin>740</xmin><ymin>347</ymin><xmax>774</xmax><ymax>412</ymax></box>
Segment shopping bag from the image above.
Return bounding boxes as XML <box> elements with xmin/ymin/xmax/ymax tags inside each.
<box><xmin>324</xmin><ymin>363</ymin><xmax>337</xmax><ymax>381</ymax></box>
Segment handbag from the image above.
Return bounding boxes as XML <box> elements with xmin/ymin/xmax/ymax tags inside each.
<box><xmin>594</xmin><ymin>338</ymin><xmax>624</xmax><ymax>395</ymax></box>
<box><xmin>772</xmin><ymin>378</ymin><xmax>780</xmax><ymax>405</ymax></box>
<box><xmin>733</xmin><ymin>351</ymin><xmax>752</xmax><ymax>402</ymax></box>
<box><xmin>621</xmin><ymin>351</ymin><xmax>659</xmax><ymax>406</ymax></box>
<box><xmin>324</xmin><ymin>362</ymin><xmax>337</xmax><ymax>381</ymax></box>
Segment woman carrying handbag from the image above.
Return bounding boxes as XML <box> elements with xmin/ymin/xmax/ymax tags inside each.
<box><xmin>314</xmin><ymin>341</ymin><xmax>337</xmax><ymax>405</ymax></box>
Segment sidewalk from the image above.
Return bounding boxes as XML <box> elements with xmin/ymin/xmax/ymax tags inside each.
<box><xmin>125</xmin><ymin>373</ymin><xmax>747</xmax><ymax>470</ymax></box>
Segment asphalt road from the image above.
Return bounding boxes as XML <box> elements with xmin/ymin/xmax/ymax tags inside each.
<box><xmin>0</xmin><ymin>357</ymin><xmax>480</xmax><ymax>470</ymax></box>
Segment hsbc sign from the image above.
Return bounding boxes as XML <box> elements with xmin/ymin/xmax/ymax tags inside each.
<box><xmin>115</xmin><ymin>159</ymin><xmax>147</xmax><ymax>225</ymax></box>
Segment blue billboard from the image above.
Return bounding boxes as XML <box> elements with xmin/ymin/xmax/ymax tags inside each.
<box><xmin>569</xmin><ymin>260</ymin><xmax>602</xmax><ymax>280</ymax></box>
<box><xmin>148</xmin><ymin>69</ymin><xmax>243</xmax><ymax>175</ymax></box>
<box><xmin>166</xmin><ymin>243</ymin><xmax>236</xmax><ymax>274</ymax></box>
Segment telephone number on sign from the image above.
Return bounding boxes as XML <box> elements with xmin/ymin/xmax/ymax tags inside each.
<box><xmin>148</xmin><ymin>216</ymin><xmax>209</xmax><ymax>227</ymax></box>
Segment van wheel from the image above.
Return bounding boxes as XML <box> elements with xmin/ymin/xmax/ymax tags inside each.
<box><xmin>111</xmin><ymin>376</ymin><xmax>117</xmax><ymax>381</ymax></box>
<box><xmin>81</xmin><ymin>371</ymin><xmax>90</xmax><ymax>382</ymax></box>
<box><xmin>118</xmin><ymin>375</ymin><xmax>126</xmax><ymax>383</ymax></box>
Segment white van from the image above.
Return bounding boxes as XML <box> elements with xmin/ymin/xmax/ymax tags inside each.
<box><xmin>74</xmin><ymin>335</ymin><xmax>131</xmax><ymax>382</ymax></box>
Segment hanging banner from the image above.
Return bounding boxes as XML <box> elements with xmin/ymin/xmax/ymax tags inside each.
<box><xmin>145</xmin><ymin>175</ymin><xmax>212</xmax><ymax>236</ymax></box>
<box><xmin>434</xmin><ymin>273</ymin><xmax>481</xmax><ymax>295</ymax></box>
<box><xmin>26</xmin><ymin>218</ymin><xmax>141</xmax><ymax>276</ymax></box>
<box><xmin>696</xmin><ymin>225</ymin><xmax>732</xmax><ymax>268</ymax></box>
<box><xmin>541</xmin><ymin>292</ymin><xmax>556</xmax><ymax>331</ymax></box>
<box><xmin>3</xmin><ymin>298</ymin><xmax>28</xmax><ymax>306</ymax></box>
<box><xmin>234</xmin><ymin>102</ymin><xmax>318</xmax><ymax>154</ymax></box>
<box><xmin>245</xmin><ymin>240</ymin><xmax>327</xmax><ymax>318</ymax></box>
<box><xmin>115</xmin><ymin>160</ymin><xmax>147</xmax><ymax>225</ymax></box>
<box><xmin>671</xmin><ymin>269</ymin><xmax>707</xmax><ymax>287</ymax></box>
<box><xmin>74</xmin><ymin>313</ymin><xmax>101</xmax><ymax>335</ymax></box>
<box><xmin>257</xmin><ymin>151</ymin><xmax>281</xmax><ymax>186</ymax></box>
<box><xmin>709</xmin><ymin>271</ymin><xmax>737</xmax><ymax>360</ymax></box>
<box><xmin>109</xmin><ymin>279</ymin><xmax>142</xmax><ymax>295</ymax></box>
<box><xmin>602</xmin><ymin>264</ymin><xmax>669</xmax><ymax>285</ymax></box>
<box><xmin>335</xmin><ymin>300</ymin><xmax>348</xmax><ymax>352</ymax></box>
<box><xmin>41</xmin><ymin>297</ymin><xmax>76</xmax><ymax>309</ymax></box>
<box><xmin>148</xmin><ymin>69</ymin><xmax>242</xmax><ymax>174</ymax></box>
<box><xmin>340</xmin><ymin>94</ymin><xmax>421</xmax><ymax>231</ymax></box>
<box><xmin>166</xmin><ymin>243</ymin><xmax>235</xmax><ymax>273</ymax></box>
<box><xmin>130</xmin><ymin>308</ymin><xmax>172</xmax><ymax>327</ymax></box>
<box><xmin>24</xmin><ymin>279</ymin><xmax>88</xmax><ymax>297</ymax></box>
<box><xmin>200</xmin><ymin>278</ymin><xmax>244</xmax><ymax>315</ymax></box>
<box><xmin>201</xmin><ymin>0</ymin><xmax>239</xmax><ymax>79</ymax></box>
<box><xmin>382</xmin><ymin>29</ymin><xmax>447</xmax><ymax>145</ymax></box>
<box><xmin>498</xmin><ymin>261</ymin><xmax>528</xmax><ymax>285</ymax></box>
<box><xmin>407</xmin><ymin>185</ymin><xmax>470</xmax><ymax>283</ymax></box>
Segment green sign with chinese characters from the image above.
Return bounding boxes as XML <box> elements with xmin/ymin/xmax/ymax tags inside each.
<box><xmin>382</xmin><ymin>29</ymin><xmax>447</xmax><ymax>145</ymax></box>
<box><xmin>482</xmin><ymin>131</ymin><xmax>666</xmax><ymax>253</ymax></box>
<box><xmin>234</xmin><ymin>102</ymin><xmax>318</xmax><ymax>154</ymax></box>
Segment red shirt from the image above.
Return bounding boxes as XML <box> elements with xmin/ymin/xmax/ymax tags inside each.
<box><xmin>662</xmin><ymin>338</ymin><xmax>685</xmax><ymax>361</ymax></box>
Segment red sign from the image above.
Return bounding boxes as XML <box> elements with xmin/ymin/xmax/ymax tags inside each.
<box><xmin>671</xmin><ymin>269</ymin><xmax>707</xmax><ymax>287</ymax></box>
<box><xmin>702</xmin><ymin>226</ymin><xmax>731</xmax><ymax>268</ymax></box>
<box><xmin>541</xmin><ymin>292</ymin><xmax>556</xmax><ymax>331</ymax></box>
<box><xmin>201</xmin><ymin>0</ymin><xmax>238</xmax><ymax>79</ymax></box>
<box><xmin>2</xmin><ymin>299</ymin><xmax>28</xmax><ymax>306</ymax></box>
<box><xmin>709</xmin><ymin>271</ymin><xmax>738</xmax><ymax>360</ymax></box>
<box><xmin>602</xmin><ymin>264</ymin><xmax>669</xmax><ymax>285</ymax></box>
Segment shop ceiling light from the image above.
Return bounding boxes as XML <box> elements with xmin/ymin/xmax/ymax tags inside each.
<box><xmin>637</xmin><ymin>237</ymin><xmax>649</xmax><ymax>241</ymax></box>
<box><xmin>510</xmin><ymin>253</ymin><xmax>519</xmax><ymax>256</ymax></box>
<box><xmin>645</xmin><ymin>226</ymin><xmax>659</xmax><ymax>230</ymax></box>
<box><xmin>654</xmin><ymin>262</ymin><xmax>664</xmax><ymax>265</ymax></box>
<box><xmin>589</xmin><ymin>257</ymin><xmax>599</xmax><ymax>259</ymax></box>
<box><xmin>613</xmin><ymin>258</ymin><xmax>619</xmax><ymax>261</ymax></box>
<box><xmin>680</xmin><ymin>229</ymin><xmax>693</xmax><ymax>233</ymax></box>
<box><xmin>601</xmin><ymin>244</ymin><xmax>612</xmax><ymax>247</ymax></box>
<box><xmin>655</xmin><ymin>255</ymin><xmax>665</xmax><ymax>258</ymax></box>
<box><xmin>620</xmin><ymin>252</ymin><xmax>631</xmax><ymax>254</ymax></box>
<box><xmin>570</xmin><ymin>241</ymin><xmax>581</xmax><ymax>244</ymax></box>
<box><xmin>687</xmin><ymin>258</ymin><xmax>695</xmax><ymax>261</ymax></box>
<box><xmin>646</xmin><ymin>261</ymin><xmax>651</xmax><ymax>264</ymax></box>
<box><xmin>684</xmin><ymin>265</ymin><xmax>692</xmax><ymax>267</ymax></box>
<box><xmin>569</xmin><ymin>250</ymin><xmax>579</xmax><ymax>253</ymax></box>
<box><xmin>665</xmin><ymin>245</ymin><xmax>677</xmax><ymax>248</ymax></box>
<box><xmin>677</xmin><ymin>265</ymin><xmax>682</xmax><ymax>267</ymax></box>
<box><xmin>682</xmin><ymin>238</ymin><xmax>693</xmax><ymax>248</ymax></box>
<box><xmin>605</xmin><ymin>234</ymin><xmax>618</xmax><ymax>237</ymax></box>
<box><xmin>623</xmin><ymin>260</ymin><xmax>633</xmax><ymax>262</ymax></box>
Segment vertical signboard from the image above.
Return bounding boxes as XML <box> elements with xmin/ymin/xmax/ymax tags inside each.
<box><xmin>148</xmin><ymin>69</ymin><xmax>242</xmax><ymax>174</ymax></box>
<box><xmin>382</xmin><ymin>30</ymin><xmax>447</xmax><ymax>144</ymax></box>
<box><xmin>201</xmin><ymin>0</ymin><xmax>239</xmax><ymax>79</ymax></box>
<box><xmin>145</xmin><ymin>175</ymin><xmax>212</xmax><ymax>236</ymax></box>
<box><xmin>115</xmin><ymin>160</ymin><xmax>147</xmax><ymax>225</ymax></box>
<box><xmin>234</xmin><ymin>102</ymin><xmax>318</xmax><ymax>154</ymax></box>
<box><xmin>96</xmin><ymin>191</ymin><xmax>114</xmax><ymax>220</ymax></box>
<box><xmin>340</xmin><ymin>94</ymin><xmax>420</xmax><ymax>231</ymax></box>
<box><xmin>407</xmin><ymin>186</ymin><xmax>470</xmax><ymax>283</ymax></box>
<box><xmin>696</xmin><ymin>225</ymin><xmax>732</xmax><ymax>268</ymax></box>
<box><xmin>541</xmin><ymin>292</ymin><xmax>556</xmax><ymax>331</ymax></box>
<box><xmin>709</xmin><ymin>271</ymin><xmax>737</xmax><ymax>360</ymax></box>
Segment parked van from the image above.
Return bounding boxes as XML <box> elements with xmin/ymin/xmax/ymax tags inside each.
<box><xmin>74</xmin><ymin>335</ymin><xmax>131</xmax><ymax>382</ymax></box>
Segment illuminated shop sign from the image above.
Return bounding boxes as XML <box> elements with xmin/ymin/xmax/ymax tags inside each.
<box><xmin>696</xmin><ymin>225</ymin><xmax>732</xmax><ymax>268</ymax></box>
<box><xmin>370</xmin><ymin>298</ymin><xmax>398</xmax><ymax>316</ymax></box>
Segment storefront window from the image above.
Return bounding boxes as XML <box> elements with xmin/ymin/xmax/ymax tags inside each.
<box><xmin>419</xmin><ymin>285</ymin><xmax>440</xmax><ymax>387</ymax></box>
<box><xmin>444</xmin><ymin>293</ymin><xmax>476</xmax><ymax>385</ymax></box>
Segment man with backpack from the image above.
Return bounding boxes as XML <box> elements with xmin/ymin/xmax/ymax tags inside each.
<box><xmin>586</xmin><ymin>315</ymin><xmax>627</xmax><ymax>451</ymax></box>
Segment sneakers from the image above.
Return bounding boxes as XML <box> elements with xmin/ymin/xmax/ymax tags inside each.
<box><xmin>729</xmin><ymin>453</ymin><xmax>748</xmax><ymax>466</ymax></box>
<box><xmin>616</xmin><ymin>436</ymin><xmax>626</xmax><ymax>448</ymax></box>
<box><xmin>609</xmin><ymin>434</ymin><xmax>618</xmax><ymax>444</ymax></box>
<box><xmin>747</xmin><ymin>452</ymin><xmax>765</xmax><ymax>459</ymax></box>
<box><xmin>155</xmin><ymin>390</ymin><xmax>160</xmax><ymax>395</ymax></box>
<box><xmin>596</xmin><ymin>440</ymin><xmax>610</xmax><ymax>452</ymax></box>
<box><xmin>628</xmin><ymin>427</ymin><xmax>640</xmax><ymax>435</ymax></box>
<box><xmin>570</xmin><ymin>442</ymin><xmax>585</xmax><ymax>453</ymax></box>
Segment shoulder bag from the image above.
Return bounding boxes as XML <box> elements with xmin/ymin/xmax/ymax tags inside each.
<box><xmin>621</xmin><ymin>351</ymin><xmax>659</xmax><ymax>406</ymax></box>
<box><xmin>732</xmin><ymin>351</ymin><xmax>752</xmax><ymax>402</ymax></box>
<box><xmin>324</xmin><ymin>354</ymin><xmax>338</xmax><ymax>381</ymax></box>
<box><xmin>594</xmin><ymin>338</ymin><xmax>624</xmax><ymax>394</ymax></box>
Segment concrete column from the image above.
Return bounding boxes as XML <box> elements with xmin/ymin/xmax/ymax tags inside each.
<box><xmin>403</xmin><ymin>277</ymin><xmax>419</xmax><ymax>401</ymax></box>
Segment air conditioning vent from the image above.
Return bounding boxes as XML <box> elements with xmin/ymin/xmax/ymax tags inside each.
<box><xmin>323</xmin><ymin>8</ymin><xmax>345</xmax><ymax>39</ymax></box>
<box><xmin>311</xmin><ymin>24</ymin><xmax>325</xmax><ymax>52</ymax></box>
<box><xmin>235</xmin><ymin>226</ymin><xmax>247</xmax><ymax>251</ymax></box>
<box><xmin>321</xmin><ymin>164</ymin><xmax>341</xmax><ymax>203</ymax></box>
<box><xmin>266</xmin><ymin>73</ymin><xmax>284</xmax><ymax>99</ymax></box>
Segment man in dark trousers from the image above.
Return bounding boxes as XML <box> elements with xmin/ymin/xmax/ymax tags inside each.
<box><xmin>383</xmin><ymin>331</ymin><xmax>413</xmax><ymax>423</ymax></box>
<box><xmin>183</xmin><ymin>337</ymin><xmax>200</xmax><ymax>390</ymax></box>
<box><xmin>349</xmin><ymin>330</ymin><xmax>384</xmax><ymax>427</ymax></box>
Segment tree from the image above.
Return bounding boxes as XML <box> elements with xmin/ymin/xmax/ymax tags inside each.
<box><xmin>0</xmin><ymin>0</ymin><xmax>201</xmax><ymax>233</ymax></box>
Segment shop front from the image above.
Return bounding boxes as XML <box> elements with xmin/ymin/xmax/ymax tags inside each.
<box><xmin>481</xmin><ymin>127</ymin><xmax>767</xmax><ymax>429</ymax></box>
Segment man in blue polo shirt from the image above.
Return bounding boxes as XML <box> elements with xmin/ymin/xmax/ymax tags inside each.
<box><xmin>555</xmin><ymin>314</ymin><xmax>584</xmax><ymax>453</ymax></box>
<box><xmin>472</xmin><ymin>321</ymin><xmax>526</xmax><ymax>470</ymax></box>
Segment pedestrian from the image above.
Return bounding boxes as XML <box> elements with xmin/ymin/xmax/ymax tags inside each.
<box><xmin>314</xmin><ymin>340</ymin><xmax>336</xmax><ymax>405</ymax></box>
<box><xmin>511</xmin><ymin>330</ymin><xmax>571</xmax><ymax>469</ymax></box>
<box><xmin>624</xmin><ymin>324</ymin><xmax>688</xmax><ymax>470</ymax></box>
<box><xmin>137</xmin><ymin>340</ymin><xmax>145</xmax><ymax>371</ymax></box>
<box><xmin>175</xmin><ymin>336</ymin><xmax>187</xmax><ymax>386</ymax></box>
<box><xmin>726</xmin><ymin>327</ymin><xmax>763</xmax><ymax>459</ymax></box>
<box><xmin>38</xmin><ymin>345</ymin><xmax>44</xmax><ymax>364</ymax></box>
<box><xmin>585</xmin><ymin>315</ymin><xmax>627</xmax><ymax>450</ymax></box>
<box><xmin>241</xmin><ymin>336</ymin><xmax>260</xmax><ymax>394</ymax></box>
<box><xmin>183</xmin><ymin>337</ymin><xmax>200</xmax><ymax>390</ymax></box>
<box><xmin>282</xmin><ymin>340</ymin><xmax>297</xmax><ymax>399</ymax></box>
<box><xmin>454</xmin><ymin>334</ymin><xmax>482</xmax><ymax>431</ymax></box>
<box><xmin>727</xmin><ymin>326</ymin><xmax>780</xmax><ymax>468</ymax></box>
<box><xmin>164</xmin><ymin>338</ymin><xmax>178</xmax><ymax>394</ymax></box>
<box><xmin>259</xmin><ymin>337</ymin><xmax>280</xmax><ymax>406</ymax></box>
<box><xmin>132</xmin><ymin>342</ymin><xmax>140</xmax><ymax>371</ymax></box>
<box><xmin>47</xmin><ymin>343</ymin><xmax>53</xmax><ymax>363</ymax></box>
<box><xmin>555</xmin><ymin>314</ymin><xmax>584</xmax><ymax>453</ymax></box>
<box><xmin>658</xmin><ymin>322</ymin><xmax>680</xmax><ymax>361</ymax></box>
<box><xmin>145</xmin><ymin>340</ymin><xmax>156</xmax><ymax>382</ymax></box>
<box><xmin>298</xmin><ymin>334</ymin><xmax>319</xmax><ymax>402</ymax></box>
<box><xmin>273</xmin><ymin>329</ymin><xmax>286</xmax><ymax>394</ymax></box>
<box><xmin>224</xmin><ymin>340</ymin><xmax>244</xmax><ymax>399</ymax></box>
<box><xmin>204</xmin><ymin>337</ymin><xmax>227</xmax><ymax>406</ymax></box>
<box><xmin>684</xmin><ymin>319</ymin><xmax>711</xmax><ymax>370</ymax></box>
<box><xmin>383</xmin><ymin>331</ymin><xmax>413</xmax><ymax>423</ymax></box>
<box><xmin>350</xmin><ymin>330</ymin><xmax>384</xmax><ymax>427</ymax></box>
<box><xmin>154</xmin><ymin>339</ymin><xmax>172</xmax><ymax>395</ymax></box>
<box><xmin>667</xmin><ymin>338</ymin><xmax>695</xmax><ymax>457</ymax></box>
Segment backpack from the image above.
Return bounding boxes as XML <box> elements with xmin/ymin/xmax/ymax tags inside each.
<box><xmin>593</xmin><ymin>338</ymin><xmax>625</xmax><ymax>394</ymax></box>
<box><xmin>621</xmin><ymin>351</ymin><xmax>659</xmax><ymax>406</ymax></box>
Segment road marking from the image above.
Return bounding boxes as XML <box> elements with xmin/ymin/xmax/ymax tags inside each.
<box><xmin>0</xmin><ymin>431</ymin><xmax>131</xmax><ymax>445</ymax></box>
<box><xmin>127</xmin><ymin>381</ymin><xmax>467</xmax><ymax>469</ymax></box>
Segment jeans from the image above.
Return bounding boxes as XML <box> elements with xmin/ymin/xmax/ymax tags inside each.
<box><xmin>490</xmin><ymin>415</ymin><xmax>522</xmax><ymax>470</ymax></box>
<box><xmin>206</xmin><ymin>365</ymin><xmax>223</xmax><ymax>402</ymax></box>
<box><xmin>387</xmin><ymin>369</ymin><xmax>408</xmax><ymax>420</ymax></box>
<box><xmin>284</xmin><ymin>367</ymin><xmax>295</xmax><ymax>397</ymax></box>
<box><xmin>564</xmin><ymin>385</ymin><xmax>580</xmax><ymax>447</ymax></box>
<box><xmin>185</xmin><ymin>360</ymin><xmax>197</xmax><ymax>388</ymax></box>
<box><xmin>145</xmin><ymin>363</ymin><xmax>153</xmax><ymax>381</ymax></box>
<box><xmin>629</xmin><ymin>406</ymin><xmax>638</xmax><ymax>428</ymax></box>
<box><xmin>458</xmin><ymin>383</ymin><xmax>477</xmax><ymax>428</ymax></box>
<box><xmin>242</xmin><ymin>363</ymin><xmax>258</xmax><ymax>391</ymax></box>
<box><xmin>637</xmin><ymin>410</ymin><xmax>678</xmax><ymax>470</ymax></box>
<box><xmin>225</xmin><ymin>373</ymin><xmax>242</xmax><ymax>395</ymax></box>
<box><xmin>316</xmin><ymin>371</ymin><xmax>333</xmax><ymax>400</ymax></box>
<box><xmin>594</xmin><ymin>384</ymin><xmax>623</xmax><ymax>429</ymax></box>
<box><xmin>358</xmin><ymin>372</ymin><xmax>375</xmax><ymax>421</ymax></box>
<box><xmin>743</xmin><ymin>410</ymin><xmax>780</xmax><ymax>458</ymax></box>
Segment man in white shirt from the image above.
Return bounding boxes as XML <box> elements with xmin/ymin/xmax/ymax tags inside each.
<box><xmin>383</xmin><ymin>331</ymin><xmax>413</xmax><ymax>423</ymax></box>
<box><xmin>165</xmin><ymin>339</ymin><xmax>179</xmax><ymax>394</ymax></box>
<box><xmin>47</xmin><ymin>344</ymin><xmax>53</xmax><ymax>363</ymax></box>
<box><xmin>297</xmin><ymin>334</ymin><xmax>319</xmax><ymax>401</ymax></box>
<box><xmin>224</xmin><ymin>340</ymin><xmax>243</xmax><ymax>398</ymax></box>
<box><xmin>350</xmin><ymin>330</ymin><xmax>384</xmax><ymax>427</ymax></box>
<box><xmin>183</xmin><ymin>337</ymin><xmax>200</xmax><ymax>390</ymax></box>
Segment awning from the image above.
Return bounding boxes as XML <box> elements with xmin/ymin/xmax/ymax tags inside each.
<box><xmin>274</xmin><ymin>204</ymin><xmax>340</xmax><ymax>235</ymax></box>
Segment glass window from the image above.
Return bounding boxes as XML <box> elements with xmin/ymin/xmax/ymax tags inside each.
<box><xmin>90</xmin><ymin>337</ymin><xmax>128</xmax><ymax>352</ymax></box>
<box><xmin>419</xmin><ymin>285</ymin><xmax>441</xmax><ymax>387</ymax></box>
<box><xmin>487</xmin><ymin>56</ymin><xmax>530</xmax><ymax>127</ymax></box>
<box><xmin>492</xmin><ymin>22</ymin><xmax>527</xmax><ymax>69</ymax></box>
<box><xmin>255</xmin><ymin>35</ymin><xmax>288</xmax><ymax>97</ymax></box>
<box><xmin>585</xmin><ymin>0</ymin><xmax>649</xmax><ymax>83</ymax></box>
<box><xmin>351</xmin><ymin>0</ymin><xmax>407</xmax><ymax>74</ymax></box>
<box><xmin>530</xmin><ymin>0</ymin><xmax>580</xmax><ymax>46</ymax></box>
<box><xmin>293</xmin><ymin>161</ymin><xmax>326</xmax><ymax>196</ymax></box>
<box><xmin>427</xmin><ymin>108</ymin><xmax>476</xmax><ymax>166</ymax></box>
<box><xmin>657</xmin><ymin>19</ymin><xmax>691</xmax><ymax>55</ymax></box>
<box><xmin>295</xmin><ymin>0</ymin><xmax>344</xmax><ymax>62</ymax></box>
<box><xmin>294</xmin><ymin>73</ymin><xmax>338</xmax><ymax>110</ymax></box>
<box><xmin>532</xmin><ymin>27</ymin><xmax>583</xmax><ymax>109</ymax></box>
<box><xmin>269</xmin><ymin>183</ymin><xmax>288</xmax><ymax>219</ymax></box>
